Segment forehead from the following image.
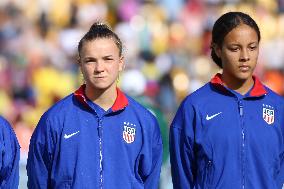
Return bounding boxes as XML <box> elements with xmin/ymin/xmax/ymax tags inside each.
<box><xmin>80</xmin><ymin>38</ymin><xmax>119</xmax><ymax>55</ymax></box>
<box><xmin>224</xmin><ymin>24</ymin><xmax>259</xmax><ymax>44</ymax></box>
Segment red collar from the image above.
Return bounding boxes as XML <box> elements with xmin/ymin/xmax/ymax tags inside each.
<box><xmin>74</xmin><ymin>84</ymin><xmax>128</xmax><ymax>111</ymax></box>
<box><xmin>210</xmin><ymin>73</ymin><xmax>267</xmax><ymax>97</ymax></box>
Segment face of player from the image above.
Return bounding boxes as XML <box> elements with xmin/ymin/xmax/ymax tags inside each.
<box><xmin>215</xmin><ymin>23</ymin><xmax>259</xmax><ymax>84</ymax></box>
<box><xmin>79</xmin><ymin>38</ymin><xmax>124</xmax><ymax>93</ymax></box>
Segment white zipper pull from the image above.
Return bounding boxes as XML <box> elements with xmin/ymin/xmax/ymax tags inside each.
<box><xmin>238</xmin><ymin>101</ymin><xmax>243</xmax><ymax>116</ymax></box>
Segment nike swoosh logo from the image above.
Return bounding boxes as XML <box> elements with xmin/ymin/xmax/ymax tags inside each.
<box><xmin>206</xmin><ymin>112</ymin><xmax>222</xmax><ymax>120</ymax></box>
<box><xmin>64</xmin><ymin>131</ymin><xmax>80</xmax><ymax>139</ymax></box>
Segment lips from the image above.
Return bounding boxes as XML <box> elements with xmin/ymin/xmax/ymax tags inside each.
<box><xmin>94</xmin><ymin>76</ymin><xmax>105</xmax><ymax>78</ymax></box>
<box><xmin>239</xmin><ymin>65</ymin><xmax>250</xmax><ymax>72</ymax></box>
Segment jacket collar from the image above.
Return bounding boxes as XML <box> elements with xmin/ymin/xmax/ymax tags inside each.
<box><xmin>74</xmin><ymin>84</ymin><xmax>128</xmax><ymax>112</ymax></box>
<box><xmin>210</xmin><ymin>73</ymin><xmax>267</xmax><ymax>97</ymax></box>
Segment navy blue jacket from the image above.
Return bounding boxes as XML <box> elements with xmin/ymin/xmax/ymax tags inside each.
<box><xmin>27</xmin><ymin>85</ymin><xmax>163</xmax><ymax>189</ymax></box>
<box><xmin>0</xmin><ymin>116</ymin><xmax>20</xmax><ymax>189</ymax></box>
<box><xmin>170</xmin><ymin>73</ymin><xmax>284</xmax><ymax>189</ymax></box>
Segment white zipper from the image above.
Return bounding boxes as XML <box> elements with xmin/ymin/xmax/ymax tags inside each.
<box><xmin>238</xmin><ymin>100</ymin><xmax>245</xmax><ymax>189</ymax></box>
<box><xmin>98</xmin><ymin>118</ymin><xmax>103</xmax><ymax>189</ymax></box>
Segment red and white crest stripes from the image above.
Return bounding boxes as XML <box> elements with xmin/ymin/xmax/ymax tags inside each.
<box><xmin>123</xmin><ymin>122</ymin><xmax>136</xmax><ymax>143</ymax></box>
<box><xmin>263</xmin><ymin>104</ymin><xmax>274</xmax><ymax>125</ymax></box>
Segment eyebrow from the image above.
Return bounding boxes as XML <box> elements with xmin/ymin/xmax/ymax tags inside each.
<box><xmin>83</xmin><ymin>57</ymin><xmax>97</xmax><ymax>61</ymax></box>
<box><xmin>83</xmin><ymin>55</ymin><xmax>114</xmax><ymax>60</ymax></box>
<box><xmin>248</xmin><ymin>42</ymin><xmax>258</xmax><ymax>45</ymax></box>
<box><xmin>228</xmin><ymin>41</ymin><xmax>258</xmax><ymax>46</ymax></box>
<box><xmin>103</xmin><ymin>55</ymin><xmax>114</xmax><ymax>58</ymax></box>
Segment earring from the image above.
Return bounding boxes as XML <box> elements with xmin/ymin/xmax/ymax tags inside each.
<box><xmin>117</xmin><ymin>74</ymin><xmax>120</xmax><ymax>82</ymax></box>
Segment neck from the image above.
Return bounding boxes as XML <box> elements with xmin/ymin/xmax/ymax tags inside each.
<box><xmin>85</xmin><ymin>85</ymin><xmax>117</xmax><ymax>111</ymax></box>
<box><xmin>221</xmin><ymin>73</ymin><xmax>254</xmax><ymax>95</ymax></box>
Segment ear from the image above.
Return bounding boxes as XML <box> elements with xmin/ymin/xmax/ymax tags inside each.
<box><xmin>212</xmin><ymin>43</ymin><xmax>221</xmax><ymax>58</ymax></box>
<box><xmin>118</xmin><ymin>56</ymin><xmax>125</xmax><ymax>72</ymax></box>
<box><xmin>77</xmin><ymin>55</ymin><xmax>81</xmax><ymax>66</ymax></box>
<box><xmin>77</xmin><ymin>57</ymin><xmax>83</xmax><ymax>74</ymax></box>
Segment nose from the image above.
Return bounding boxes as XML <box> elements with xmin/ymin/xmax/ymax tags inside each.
<box><xmin>94</xmin><ymin>61</ymin><xmax>104</xmax><ymax>73</ymax></box>
<box><xmin>240</xmin><ymin>49</ymin><xmax>250</xmax><ymax>62</ymax></box>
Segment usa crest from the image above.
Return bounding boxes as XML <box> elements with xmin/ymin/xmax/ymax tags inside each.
<box><xmin>263</xmin><ymin>104</ymin><xmax>274</xmax><ymax>125</ymax></box>
<box><xmin>123</xmin><ymin>122</ymin><xmax>136</xmax><ymax>143</ymax></box>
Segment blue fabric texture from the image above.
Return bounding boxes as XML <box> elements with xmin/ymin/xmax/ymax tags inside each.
<box><xmin>0</xmin><ymin>116</ymin><xmax>20</xmax><ymax>189</ymax></box>
<box><xmin>27</xmin><ymin>86</ymin><xmax>163</xmax><ymax>189</ymax></box>
<box><xmin>170</xmin><ymin>74</ymin><xmax>284</xmax><ymax>189</ymax></box>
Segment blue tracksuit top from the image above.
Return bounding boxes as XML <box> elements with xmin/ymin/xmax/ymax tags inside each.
<box><xmin>27</xmin><ymin>85</ymin><xmax>163</xmax><ymax>189</ymax></box>
<box><xmin>0</xmin><ymin>116</ymin><xmax>20</xmax><ymax>189</ymax></box>
<box><xmin>170</xmin><ymin>73</ymin><xmax>284</xmax><ymax>189</ymax></box>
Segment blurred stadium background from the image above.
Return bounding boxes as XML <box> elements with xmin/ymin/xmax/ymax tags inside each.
<box><xmin>1</xmin><ymin>0</ymin><xmax>284</xmax><ymax>188</ymax></box>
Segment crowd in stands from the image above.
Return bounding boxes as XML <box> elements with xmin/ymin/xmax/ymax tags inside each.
<box><xmin>1</xmin><ymin>0</ymin><xmax>284</xmax><ymax>188</ymax></box>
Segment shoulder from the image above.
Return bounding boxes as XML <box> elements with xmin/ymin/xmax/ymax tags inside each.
<box><xmin>0</xmin><ymin>116</ymin><xmax>19</xmax><ymax>145</ymax></box>
<box><xmin>126</xmin><ymin>95</ymin><xmax>158</xmax><ymax>120</ymax></box>
<box><xmin>263</xmin><ymin>86</ymin><xmax>284</xmax><ymax>107</ymax></box>
<box><xmin>35</xmin><ymin>94</ymin><xmax>75</xmax><ymax>133</ymax></box>
<box><xmin>0</xmin><ymin>115</ymin><xmax>10</xmax><ymax>128</ymax></box>
<box><xmin>43</xmin><ymin>94</ymin><xmax>75</xmax><ymax>118</ymax></box>
<box><xmin>265</xmin><ymin>87</ymin><xmax>284</xmax><ymax>100</ymax></box>
<box><xmin>125</xmin><ymin>95</ymin><xmax>161</xmax><ymax>135</ymax></box>
<box><xmin>125</xmin><ymin>95</ymin><xmax>162</xmax><ymax>145</ymax></box>
<box><xmin>181</xmin><ymin>82</ymin><xmax>212</xmax><ymax>107</ymax></box>
<box><xmin>171</xmin><ymin>83</ymin><xmax>212</xmax><ymax>126</ymax></box>
<box><xmin>0</xmin><ymin>116</ymin><xmax>14</xmax><ymax>134</ymax></box>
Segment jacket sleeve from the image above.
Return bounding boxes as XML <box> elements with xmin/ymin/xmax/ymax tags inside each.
<box><xmin>276</xmin><ymin>105</ymin><xmax>284</xmax><ymax>188</ymax></box>
<box><xmin>27</xmin><ymin>115</ymin><xmax>55</xmax><ymax>189</ymax></box>
<box><xmin>0</xmin><ymin>118</ymin><xmax>20</xmax><ymax>189</ymax></box>
<box><xmin>138</xmin><ymin>115</ymin><xmax>163</xmax><ymax>189</ymax></box>
<box><xmin>170</xmin><ymin>100</ymin><xmax>197</xmax><ymax>189</ymax></box>
<box><xmin>277</xmin><ymin>151</ymin><xmax>284</xmax><ymax>188</ymax></box>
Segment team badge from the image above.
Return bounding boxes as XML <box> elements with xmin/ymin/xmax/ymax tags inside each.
<box><xmin>263</xmin><ymin>104</ymin><xmax>274</xmax><ymax>125</ymax></box>
<box><xmin>123</xmin><ymin>122</ymin><xmax>136</xmax><ymax>143</ymax></box>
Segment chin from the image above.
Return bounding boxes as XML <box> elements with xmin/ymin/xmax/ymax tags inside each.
<box><xmin>91</xmin><ymin>83</ymin><xmax>116</xmax><ymax>91</ymax></box>
<box><xmin>92</xmin><ymin>85</ymin><xmax>110</xmax><ymax>90</ymax></box>
<box><xmin>236</xmin><ymin>73</ymin><xmax>252</xmax><ymax>81</ymax></box>
<box><xmin>86</xmin><ymin>79</ymin><xmax>117</xmax><ymax>90</ymax></box>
